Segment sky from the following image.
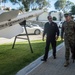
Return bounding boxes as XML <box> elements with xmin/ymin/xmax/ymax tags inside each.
<box><xmin>0</xmin><ymin>0</ymin><xmax>75</xmax><ymax>10</ymax></box>
<box><xmin>0</xmin><ymin>1</ymin><xmax>21</xmax><ymax>9</ymax></box>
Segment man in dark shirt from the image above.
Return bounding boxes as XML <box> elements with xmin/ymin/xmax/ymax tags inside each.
<box><xmin>41</xmin><ymin>15</ymin><xmax>59</xmax><ymax>62</ymax></box>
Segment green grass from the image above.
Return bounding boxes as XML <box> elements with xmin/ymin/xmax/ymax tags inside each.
<box><xmin>0</xmin><ymin>39</ymin><xmax>62</xmax><ymax>75</ymax></box>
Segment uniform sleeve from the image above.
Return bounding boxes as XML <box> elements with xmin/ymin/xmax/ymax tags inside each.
<box><xmin>43</xmin><ymin>23</ymin><xmax>46</xmax><ymax>37</ymax></box>
<box><xmin>61</xmin><ymin>22</ymin><xmax>64</xmax><ymax>38</ymax></box>
<box><xmin>56</xmin><ymin>23</ymin><xmax>59</xmax><ymax>36</ymax></box>
<box><xmin>73</xmin><ymin>22</ymin><xmax>75</xmax><ymax>32</ymax></box>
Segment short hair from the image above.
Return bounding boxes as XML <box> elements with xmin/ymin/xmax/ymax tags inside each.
<box><xmin>47</xmin><ymin>15</ymin><xmax>52</xmax><ymax>19</ymax></box>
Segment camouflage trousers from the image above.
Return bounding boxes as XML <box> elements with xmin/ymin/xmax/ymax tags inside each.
<box><xmin>64</xmin><ymin>37</ymin><xmax>75</xmax><ymax>61</ymax></box>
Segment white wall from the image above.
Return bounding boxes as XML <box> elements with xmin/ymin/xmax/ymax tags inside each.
<box><xmin>51</xmin><ymin>12</ymin><xmax>64</xmax><ymax>21</ymax></box>
<box><xmin>27</xmin><ymin>11</ymin><xmax>64</xmax><ymax>21</ymax></box>
<box><xmin>51</xmin><ymin>12</ymin><xmax>59</xmax><ymax>21</ymax></box>
<box><xmin>38</xmin><ymin>12</ymin><xmax>48</xmax><ymax>21</ymax></box>
<box><xmin>27</xmin><ymin>12</ymin><xmax>48</xmax><ymax>21</ymax></box>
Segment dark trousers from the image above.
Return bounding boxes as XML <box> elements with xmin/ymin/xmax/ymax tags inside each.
<box><xmin>44</xmin><ymin>38</ymin><xmax>56</xmax><ymax>60</ymax></box>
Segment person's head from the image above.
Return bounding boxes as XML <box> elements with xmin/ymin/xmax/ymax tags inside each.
<box><xmin>64</xmin><ymin>13</ymin><xmax>72</xmax><ymax>22</ymax></box>
<box><xmin>47</xmin><ymin>15</ymin><xmax>52</xmax><ymax>22</ymax></box>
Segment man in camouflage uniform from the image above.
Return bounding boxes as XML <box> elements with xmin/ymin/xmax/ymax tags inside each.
<box><xmin>61</xmin><ymin>13</ymin><xmax>75</xmax><ymax>67</ymax></box>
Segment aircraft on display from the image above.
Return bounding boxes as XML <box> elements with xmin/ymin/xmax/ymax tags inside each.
<box><xmin>0</xmin><ymin>9</ymin><xmax>46</xmax><ymax>38</ymax></box>
<box><xmin>0</xmin><ymin>9</ymin><xmax>46</xmax><ymax>53</ymax></box>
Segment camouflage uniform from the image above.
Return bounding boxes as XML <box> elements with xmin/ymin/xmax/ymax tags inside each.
<box><xmin>61</xmin><ymin>20</ymin><xmax>75</xmax><ymax>61</ymax></box>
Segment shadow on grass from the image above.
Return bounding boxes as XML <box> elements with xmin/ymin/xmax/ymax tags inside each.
<box><xmin>0</xmin><ymin>40</ymin><xmax>62</xmax><ymax>75</ymax></box>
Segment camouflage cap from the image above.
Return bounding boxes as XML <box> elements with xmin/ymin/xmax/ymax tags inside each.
<box><xmin>64</xmin><ymin>13</ymin><xmax>72</xmax><ymax>17</ymax></box>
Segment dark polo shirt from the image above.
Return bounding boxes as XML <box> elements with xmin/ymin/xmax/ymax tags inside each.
<box><xmin>43</xmin><ymin>22</ymin><xmax>59</xmax><ymax>39</ymax></box>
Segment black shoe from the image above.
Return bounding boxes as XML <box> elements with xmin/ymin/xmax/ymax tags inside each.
<box><xmin>41</xmin><ymin>59</ymin><xmax>47</xmax><ymax>62</ymax></box>
<box><xmin>54</xmin><ymin>56</ymin><xmax>56</xmax><ymax>59</ymax></box>
<box><xmin>73</xmin><ymin>59</ymin><xmax>74</xmax><ymax>63</ymax></box>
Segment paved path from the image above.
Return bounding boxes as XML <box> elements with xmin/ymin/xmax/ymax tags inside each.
<box><xmin>16</xmin><ymin>43</ymin><xmax>75</xmax><ymax>75</ymax></box>
<box><xmin>28</xmin><ymin>47</ymin><xmax>75</xmax><ymax>75</ymax></box>
<box><xmin>1</xmin><ymin>36</ymin><xmax>75</xmax><ymax>75</ymax></box>
<box><xmin>27</xmin><ymin>44</ymin><xmax>75</xmax><ymax>75</ymax></box>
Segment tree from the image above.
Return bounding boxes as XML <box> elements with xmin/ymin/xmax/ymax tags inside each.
<box><xmin>0</xmin><ymin>0</ymin><xmax>7</xmax><ymax>7</ymax></box>
<box><xmin>63</xmin><ymin>1</ymin><xmax>74</xmax><ymax>13</ymax></box>
<box><xmin>36</xmin><ymin>0</ymin><xmax>49</xmax><ymax>9</ymax></box>
<box><xmin>21</xmin><ymin>0</ymin><xmax>30</xmax><ymax>11</ymax></box>
<box><xmin>1</xmin><ymin>0</ymin><xmax>7</xmax><ymax>3</ymax></box>
<box><xmin>53</xmin><ymin>16</ymin><xmax>57</xmax><ymax>21</ymax></box>
<box><xmin>54</xmin><ymin>0</ymin><xmax>66</xmax><ymax>11</ymax></box>
<box><xmin>1</xmin><ymin>0</ymin><xmax>49</xmax><ymax>11</ymax></box>
<box><xmin>54</xmin><ymin>0</ymin><xmax>66</xmax><ymax>21</ymax></box>
<box><xmin>4</xmin><ymin>7</ymin><xmax>10</xmax><ymax>11</ymax></box>
<box><xmin>70</xmin><ymin>5</ymin><xmax>75</xmax><ymax>15</ymax></box>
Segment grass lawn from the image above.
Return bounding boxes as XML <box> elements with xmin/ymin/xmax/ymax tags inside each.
<box><xmin>0</xmin><ymin>39</ymin><xmax>63</xmax><ymax>75</ymax></box>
